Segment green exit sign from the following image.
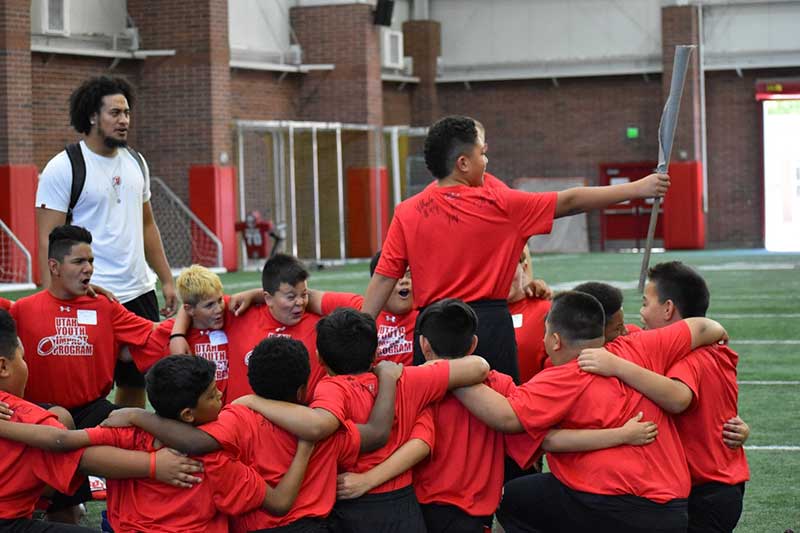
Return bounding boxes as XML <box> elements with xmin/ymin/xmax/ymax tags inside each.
<box><xmin>626</xmin><ymin>126</ymin><xmax>640</xmax><ymax>139</ymax></box>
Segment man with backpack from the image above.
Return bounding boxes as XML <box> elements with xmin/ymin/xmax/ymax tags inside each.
<box><xmin>35</xmin><ymin>76</ymin><xmax>175</xmax><ymax>410</ymax></box>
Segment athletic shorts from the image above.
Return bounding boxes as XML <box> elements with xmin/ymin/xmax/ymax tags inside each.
<box><xmin>330</xmin><ymin>485</ymin><xmax>426</xmax><ymax>533</ymax></box>
<box><xmin>251</xmin><ymin>517</ymin><xmax>330</xmax><ymax>533</ymax></box>
<box><xmin>114</xmin><ymin>290</ymin><xmax>159</xmax><ymax>388</ymax></box>
<box><xmin>420</xmin><ymin>502</ymin><xmax>492</xmax><ymax>533</ymax></box>
<box><xmin>688</xmin><ymin>482</ymin><xmax>745</xmax><ymax>533</ymax></box>
<box><xmin>0</xmin><ymin>519</ymin><xmax>95</xmax><ymax>533</ymax></box>
<box><xmin>497</xmin><ymin>472</ymin><xmax>688</xmax><ymax>533</ymax></box>
<box><xmin>414</xmin><ymin>299</ymin><xmax>519</xmax><ymax>383</ymax></box>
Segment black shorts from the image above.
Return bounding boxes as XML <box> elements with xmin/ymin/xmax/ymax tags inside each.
<box><xmin>413</xmin><ymin>299</ymin><xmax>519</xmax><ymax>383</ymax></box>
<box><xmin>252</xmin><ymin>517</ymin><xmax>330</xmax><ymax>533</ymax></box>
<box><xmin>0</xmin><ymin>519</ymin><xmax>95</xmax><ymax>533</ymax></box>
<box><xmin>115</xmin><ymin>290</ymin><xmax>159</xmax><ymax>388</ymax></box>
<box><xmin>420</xmin><ymin>502</ymin><xmax>491</xmax><ymax>533</ymax></box>
<box><xmin>330</xmin><ymin>485</ymin><xmax>426</xmax><ymax>533</ymax></box>
<box><xmin>688</xmin><ymin>482</ymin><xmax>745</xmax><ymax>533</ymax></box>
<box><xmin>497</xmin><ymin>472</ymin><xmax>688</xmax><ymax>533</ymax></box>
<box><xmin>69</xmin><ymin>397</ymin><xmax>118</xmax><ymax>429</ymax></box>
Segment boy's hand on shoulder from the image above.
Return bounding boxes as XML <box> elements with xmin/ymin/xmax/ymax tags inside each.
<box><xmin>577</xmin><ymin>348</ymin><xmax>621</xmax><ymax>377</ymax></box>
<box><xmin>154</xmin><ymin>447</ymin><xmax>204</xmax><ymax>488</ymax></box>
<box><xmin>0</xmin><ymin>401</ymin><xmax>13</xmax><ymax>420</ymax></box>
<box><xmin>525</xmin><ymin>279</ymin><xmax>553</xmax><ymax>300</ymax></box>
<box><xmin>722</xmin><ymin>415</ymin><xmax>750</xmax><ymax>449</ymax></box>
<box><xmin>373</xmin><ymin>361</ymin><xmax>403</xmax><ymax>382</ymax></box>
<box><xmin>101</xmin><ymin>407</ymin><xmax>148</xmax><ymax>428</ymax></box>
<box><xmin>622</xmin><ymin>412</ymin><xmax>658</xmax><ymax>446</ymax></box>
<box><xmin>88</xmin><ymin>283</ymin><xmax>118</xmax><ymax>303</ymax></box>
<box><xmin>231</xmin><ymin>394</ymin><xmax>258</xmax><ymax>409</ymax></box>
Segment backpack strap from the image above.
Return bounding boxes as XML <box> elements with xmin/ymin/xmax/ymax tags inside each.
<box><xmin>64</xmin><ymin>143</ymin><xmax>86</xmax><ymax>225</ymax></box>
<box><xmin>125</xmin><ymin>146</ymin><xmax>147</xmax><ymax>181</ymax></box>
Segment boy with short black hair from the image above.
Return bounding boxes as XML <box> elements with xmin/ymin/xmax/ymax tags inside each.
<box><xmin>10</xmin><ymin>225</ymin><xmax>156</xmax><ymax>429</ymax></box>
<box><xmin>103</xmin><ymin>337</ymin><xmax>400</xmax><ymax>533</ymax></box>
<box><xmin>573</xmin><ymin>281</ymin><xmax>630</xmax><ymax>341</ymax></box>
<box><xmin>578</xmin><ymin>262</ymin><xmax>750</xmax><ymax>532</ymax></box>
<box><xmin>455</xmin><ymin>291</ymin><xmax>729</xmax><ymax>533</ymax></box>
<box><xmin>0</xmin><ymin>311</ymin><xmax>203</xmax><ymax>532</ymax></box>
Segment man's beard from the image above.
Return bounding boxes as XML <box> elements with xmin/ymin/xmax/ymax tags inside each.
<box><xmin>103</xmin><ymin>135</ymin><xmax>128</xmax><ymax>149</ymax></box>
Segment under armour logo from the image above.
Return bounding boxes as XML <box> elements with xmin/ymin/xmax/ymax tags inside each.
<box><xmin>385</xmin><ymin>315</ymin><xmax>397</xmax><ymax>323</ymax></box>
<box><xmin>59</xmin><ymin>306</ymin><xmax>71</xmax><ymax>312</ymax></box>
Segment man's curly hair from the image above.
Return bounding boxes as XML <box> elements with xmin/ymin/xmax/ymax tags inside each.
<box><xmin>69</xmin><ymin>76</ymin><xmax>134</xmax><ymax>135</ymax></box>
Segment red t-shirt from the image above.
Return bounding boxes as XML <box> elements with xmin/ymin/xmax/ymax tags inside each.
<box><xmin>320</xmin><ymin>292</ymin><xmax>417</xmax><ymax>366</ymax></box>
<box><xmin>10</xmin><ymin>291</ymin><xmax>153</xmax><ymax>408</ymax></box>
<box><xmin>131</xmin><ymin>298</ymin><xmax>232</xmax><ymax>402</ymax></box>
<box><xmin>375</xmin><ymin>178</ymin><xmax>557</xmax><ymax>307</ymax></box>
<box><xmin>626</xmin><ymin>323</ymin><xmax>643</xmax><ymax>334</ymax></box>
<box><xmin>0</xmin><ymin>297</ymin><xmax>11</xmax><ymax>311</ymax></box>
<box><xmin>85</xmin><ymin>425</ymin><xmax>266</xmax><ymax>533</ymax></box>
<box><xmin>223</xmin><ymin>306</ymin><xmax>323</xmax><ymax>403</ymax></box>
<box><xmin>414</xmin><ymin>370</ymin><xmax>516</xmax><ymax>516</ymax></box>
<box><xmin>310</xmin><ymin>362</ymin><xmax>450</xmax><ymax>493</ymax></box>
<box><xmin>200</xmin><ymin>404</ymin><xmax>361</xmax><ymax>531</ymax></box>
<box><xmin>0</xmin><ymin>392</ymin><xmax>85</xmax><ymax>519</ymax></box>
<box><xmin>667</xmin><ymin>345</ymin><xmax>750</xmax><ymax>487</ymax></box>
<box><xmin>508</xmin><ymin>297</ymin><xmax>551</xmax><ymax>382</ymax></box>
<box><xmin>506</xmin><ymin>321</ymin><xmax>693</xmax><ymax>503</ymax></box>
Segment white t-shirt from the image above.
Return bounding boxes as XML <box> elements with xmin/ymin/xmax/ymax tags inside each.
<box><xmin>36</xmin><ymin>141</ymin><xmax>157</xmax><ymax>303</ymax></box>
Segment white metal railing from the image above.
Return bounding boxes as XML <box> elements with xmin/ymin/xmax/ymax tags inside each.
<box><xmin>0</xmin><ymin>219</ymin><xmax>34</xmax><ymax>289</ymax></box>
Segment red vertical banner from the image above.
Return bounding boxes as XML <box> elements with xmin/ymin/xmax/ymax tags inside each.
<box><xmin>0</xmin><ymin>165</ymin><xmax>39</xmax><ymax>284</ymax></box>
<box><xmin>662</xmin><ymin>161</ymin><xmax>705</xmax><ymax>249</ymax></box>
<box><xmin>189</xmin><ymin>165</ymin><xmax>238</xmax><ymax>271</ymax></box>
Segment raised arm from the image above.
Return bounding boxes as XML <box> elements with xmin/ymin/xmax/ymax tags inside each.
<box><xmin>684</xmin><ymin>317</ymin><xmax>728</xmax><ymax>350</ymax></box>
<box><xmin>232</xmin><ymin>396</ymin><xmax>341</xmax><ymax>442</ymax></box>
<box><xmin>0</xmin><ymin>421</ymin><xmax>90</xmax><ymax>452</ymax></box>
<box><xmin>542</xmin><ymin>412</ymin><xmax>658</xmax><ymax>452</ymax></box>
<box><xmin>577</xmin><ymin>348</ymin><xmax>693</xmax><ymax>414</ymax></box>
<box><xmin>554</xmin><ymin>173</ymin><xmax>670</xmax><ymax>218</ymax></box>
<box><xmin>453</xmin><ymin>384</ymin><xmax>523</xmax><ymax>433</ymax></box>
<box><xmin>262</xmin><ymin>440</ymin><xmax>314</xmax><ymax>515</ymax></box>
<box><xmin>337</xmin><ymin>438</ymin><xmax>430</xmax><ymax>500</ymax></box>
<box><xmin>306</xmin><ymin>289</ymin><xmax>326</xmax><ymax>316</ymax></box>
<box><xmin>356</xmin><ymin>361</ymin><xmax>402</xmax><ymax>452</ymax></box>
<box><xmin>101</xmin><ymin>408</ymin><xmax>221</xmax><ymax>455</ymax></box>
<box><xmin>362</xmin><ymin>273</ymin><xmax>397</xmax><ymax>318</ymax></box>
<box><xmin>229</xmin><ymin>288</ymin><xmax>264</xmax><ymax>316</ymax></box>
<box><xmin>445</xmin><ymin>355</ymin><xmax>491</xmax><ymax>389</ymax></box>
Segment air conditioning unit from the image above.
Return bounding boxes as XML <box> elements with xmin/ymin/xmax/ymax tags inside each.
<box><xmin>33</xmin><ymin>0</ymin><xmax>70</xmax><ymax>36</ymax></box>
<box><xmin>381</xmin><ymin>28</ymin><xmax>403</xmax><ymax>70</ymax></box>
<box><xmin>286</xmin><ymin>44</ymin><xmax>303</xmax><ymax>65</ymax></box>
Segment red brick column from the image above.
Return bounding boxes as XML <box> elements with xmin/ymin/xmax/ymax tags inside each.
<box><xmin>0</xmin><ymin>0</ymin><xmax>38</xmax><ymax>281</ymax></box>
<box><xmin>403</xmin><ymin>20</ymin><xmax>440</xmax><ymax>126</ymax></box>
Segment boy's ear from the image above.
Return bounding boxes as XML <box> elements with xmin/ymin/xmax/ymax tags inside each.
<box><xmin>48</xmin><ymin>258</ymin><xmax>60</xmax><ymax>277</ymax></box>
<box><xmin>551</xmin><ymin>332</ymin><xmax>563</xmax><ymax>352</ymax></box>
<box><xmin>178</xmin><ymin>407</ymin><xmax>195</xmax><ymax>424</ymax></box>
<box><xmin>0</xmin><ymin>356</ymin><xmax>10</xmax><ymax>378</ymax></box>
<box><xmin>295</xmin><ymin>384</ymin><xmax>307</xmax><ymax>404</ymax></box>
<box><xmin>419</xmin><ymin>335</ymin><xmax>435</xmax><ymax>361</ymax></box>
<box><xmin>663</xmin><ymin>299</ymin><xmax>678</xmax><ymax>321</ymax></box>
<box><xmin>182</xmin><ymin>303</ymin><xmax>194</xmax><ymax>317</ymax></box>
<box><xmin>466</xmin><ymin>334</ymin><xmax>478</xmax><ymax>356</ymax></box>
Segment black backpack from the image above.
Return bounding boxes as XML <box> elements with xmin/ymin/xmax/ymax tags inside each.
<box><xmin>64</xmin><ymin>143</ymin><xmax>147</xmax><ymax>224</ymax></box>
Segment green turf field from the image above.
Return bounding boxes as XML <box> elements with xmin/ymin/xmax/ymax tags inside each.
<box><xmin>4</xmin><ymin>249</ymin><xmax>798</xmax><ymax>531</ymax></box>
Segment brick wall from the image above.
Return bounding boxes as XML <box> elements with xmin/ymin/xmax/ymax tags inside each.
<box><xmin>0</xmin><ymin>0</ymin><xmax>33</xmax><ymax>164</ymax></box>
<box><xmin>382</xmin><ymin>82</ymin><xmax>413</xmax><ymax>125</ymax></box>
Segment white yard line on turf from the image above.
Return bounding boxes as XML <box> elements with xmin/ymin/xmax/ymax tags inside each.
<box><xmin>745</xmin><ymin>446</ymin><xmax>800</xmax><ymax>451</ymax></box>
<box><xmin>715</xmin><ymin>313</ymin><xmax>800</xmax><ymax>319</ymax></box>
<box><xmin>551</xmin><ymin>280</ymin><xmax>641</xmax><ymax>291</ymax></box>
<box><xmin>732</xmin><ymin>340</ymin><xmax>800</xmax><ymax>345</ymax></box>
<box><xmin>738</xmin><ymin>381</ymin><xmax>800</xmax><ymax>385</ymax></box>
<box><xmin>697</xmin><ymin>262</ymin><xmax>798</xmax><ymax>271</ymax></box>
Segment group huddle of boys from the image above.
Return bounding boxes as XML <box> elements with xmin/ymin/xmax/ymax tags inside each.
<box><xmin>0</xmin><ymin>234</ymin><xmax>748</xmax><ymax>533</ymax></box>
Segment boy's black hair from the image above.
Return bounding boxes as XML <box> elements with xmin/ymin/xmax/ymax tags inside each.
<box><xmin>69</xmin><ymin>76</ymin><xmax>135</xmax><ymax>135</ymax></box>
<box><xmin>261</xmin><ymin>253</ymin><xmax>309</xmax><ymax>294</ymax></box>
<box><xmin>48</xmin><ymin>225</ymin><xmax>92</xmax><ymax>262</ymax></box>
<box><xmin>248</xmin><ymin>337</ymin><xmax>310</xmax><ymax>402</ymax></box>
<box><xmin>145</xmin><ymin>355</ymin><xmax>216</xmax><ymax>420</ymax></box>
<box><xmin>547</xmin><ymin>291</ymin><xmax>605</xmax><ymax>344</ymax></box>
<box><xmin>0</xmin><ymin>310</ymin><xmax>19</xmax><ymax>360</ymax></box>
<box><xmin>369</xmin><ymin>250</ymin><xmax>381</xmax><ymax>277</ymax></box>
<box><xmin>424</xmin><ymin>115</ymin><xmax>483</xmax><ymax>179</ymax></box>
<box><xmin>573</xmin><ymin>282</ymin><xmax>623</xmax><ymax>321</ymax></box>
<box><xmin>316</xmin><ymin>308</ymin><xmax>377</xmax><ymax>375</ymax></box>
<box><xmin>648</xmin><ymin>261</ymin><xmax>709</xmax><ymax>318</ymax></box>
<box><xmin>417</xmin><ymin>298</ymin><xmax>477</xmax><ymax>358</ymax></box>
